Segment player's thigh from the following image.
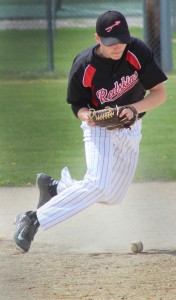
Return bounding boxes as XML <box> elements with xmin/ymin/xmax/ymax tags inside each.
<box><xmin>81</xmin><ymin>123</ymin><xmax>113</xmax><ymax>189</ymax></box>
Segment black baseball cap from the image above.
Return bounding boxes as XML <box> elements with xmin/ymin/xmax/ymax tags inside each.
<box><xmin>96</xmin><ymin>11</ymin><xmax>131</xmax><ymax>46</ymax></box>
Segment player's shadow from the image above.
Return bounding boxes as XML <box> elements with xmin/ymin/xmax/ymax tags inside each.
<box><xmin>151</xmin><ymin>249</ymin><xmax>176</xmax><ymax>256</ymax></box>
<box><xmin>128</xmin><ymin>249</ymin><xmax>176</xmax><ymax>256</ymax></box>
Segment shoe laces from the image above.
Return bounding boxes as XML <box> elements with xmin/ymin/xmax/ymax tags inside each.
<box><xmin>49</xmin><ymin>178</ymin><xmax>58</xmax><ymax>186</ymax></box>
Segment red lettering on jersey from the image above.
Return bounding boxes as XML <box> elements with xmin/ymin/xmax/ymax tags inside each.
<box><xmin>126</xmin><ymin>51</ymin><xmax>141</xmax><ymax>71</ymax></box>
<box><xmin>83</xmin><ymin>64</ymin><xmax>96</xmax><ymax>87</ymax></box>
<box><xmin>96</xmin><ymin>71</ymin><xmax>138</xmax><ymax>104</ymax></box>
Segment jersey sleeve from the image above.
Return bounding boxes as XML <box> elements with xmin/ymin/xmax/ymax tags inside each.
<box><xmin>132</xmin><ymin>38</ymin><xmax>168</xmax><ymax>90</ymax></box>
<box><xmin>66</xmin><ymin>57</ymin><xmax>92</xmax><ymax>117</ymax></box>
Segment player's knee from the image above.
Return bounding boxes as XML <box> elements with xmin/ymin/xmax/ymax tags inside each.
<box><xmin>84</xmin><ymin>177</ymin><xmax>110</xmax><ymax>195</ymax></box>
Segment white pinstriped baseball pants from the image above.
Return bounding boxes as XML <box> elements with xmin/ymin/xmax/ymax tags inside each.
<box><xmin>37</xmin><ymin>120</ymin><xmax>142</xmax><ymax>230</ymax></box>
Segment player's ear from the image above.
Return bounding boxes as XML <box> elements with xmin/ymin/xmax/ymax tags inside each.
<box><xmin>95</xmin><ymin>33</ymin><xmax>101</xmax><ymax>44</ymax></box>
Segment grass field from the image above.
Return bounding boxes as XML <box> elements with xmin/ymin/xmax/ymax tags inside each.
<box><xmin>0</xmin><ymin>27</ymin><xmax>144</xmax><ymax>79</ymax></box>
<box><xmin>0</xmin><ymin>26</ymin><xmax>175</xmax><ymax>186</ymax></box>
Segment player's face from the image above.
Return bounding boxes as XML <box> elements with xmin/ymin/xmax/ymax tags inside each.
<box><xmin>101</xmin><ymin>43</ymin><xmax>127</xmax><ymax>60</ymax></box>
<box><xmin>95</xmin><ymin>34</ymin><xmax>127</xmax><ymax>60</ymax></box>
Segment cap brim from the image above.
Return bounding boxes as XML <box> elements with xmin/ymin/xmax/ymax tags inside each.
<box><xmin>100</xmin><ymin>35</ymin><xmax>130</xmax><ymax>46</ymax></box>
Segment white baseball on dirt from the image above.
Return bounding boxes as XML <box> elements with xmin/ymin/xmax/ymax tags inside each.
<box><xmin>131</xmin><ymin>240</ymin><xmax>143</xmax><ymax>253</ymax></box>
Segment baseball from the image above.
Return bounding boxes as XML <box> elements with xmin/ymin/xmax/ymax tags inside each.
<box><xmin>131</xmin><ymin>240</ymin><xmax>143</xmax><ymax>253</ymax></box>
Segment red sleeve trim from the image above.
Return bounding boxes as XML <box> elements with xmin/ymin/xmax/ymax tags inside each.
<box><xmin>126</xmin><ymin>50</ymin><xmax>141</xmax><ymax>71</ymax></box>
<box><xmin>82</xmin><ymin>64</ymin><xmax>96</xmax><ymax>87</ymax></box>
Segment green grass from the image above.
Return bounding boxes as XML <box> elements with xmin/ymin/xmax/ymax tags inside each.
<box><xmin>134</xmin><ymin>74</ymin><xmax>176</xmax><ymax>181</ymax></box>
<box><xmin>0</xmin><ymin>79</ymin><xmax>86</xmax><ymax>185</ymax></box>
<box><xmin>0</xmin><ymin>74</ymin><xmax>175</xmax><ymax>186</ymax></box>
<box><xmin>0</xmin><ymin>26</ymin><xmax>143</xmax><ymax>79</ymax></box>
<box><xmin>0</xmin><ymin>29</ymin><xmax>49</xmax><ymax>79</ymax></box>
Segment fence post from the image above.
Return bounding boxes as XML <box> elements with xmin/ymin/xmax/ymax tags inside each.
<box><xmin>172</xmin><ymin>0</ymin><xmax>176</xmax><ymax>31</ymax></box>
<box><xmin>46</xmin><ymin>0</ymin><xmax>55</xmax><ymax>71</ymax></box>
<box><xmin>144</xmin><ymin>0</ymin><xmax>161</xmax><ymax>66</ymax></box>
<box><xmin>160</xmin><ymin>0</ymin><xmax>173</xmax><ymax>72</ymax></box>
<box><xmin>143</xmin><ymin>0</ymin><xmax>173</xmax><ymax>72</ymax></box>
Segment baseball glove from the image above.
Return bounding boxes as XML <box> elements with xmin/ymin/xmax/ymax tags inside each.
<box><xmin>89</xmin><ymin>105</ymin><xmax>138</xmax><ymax>130</ymax></box>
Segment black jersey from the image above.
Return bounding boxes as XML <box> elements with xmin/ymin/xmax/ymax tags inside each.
<box><xmin>67</xmin><ymin>37</ymin><xmax>167</xmax><ymax>118</ymax></box>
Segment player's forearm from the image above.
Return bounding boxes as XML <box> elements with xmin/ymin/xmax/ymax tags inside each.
<box><xmin>132</xmin><ymin>83</ymin><xmax>167</xmax><ymax>114</ymax></box>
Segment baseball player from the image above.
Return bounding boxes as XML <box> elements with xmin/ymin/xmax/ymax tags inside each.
<box><xmin>14</xmin><ymin>11</ymin><xmax>167</xmax><ymax>253</ymax></box>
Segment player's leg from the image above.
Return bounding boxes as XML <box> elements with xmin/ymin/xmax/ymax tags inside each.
<box><xmin>37</xmin><ymin>120</ymin><xmax>142</xmax><ymax>208</ymax></box>
<box><xmin>14</xmin><ymin>124</ymin><xmax>114</xmax><ymax>252</ymax></box>
<box><xmin>99</xmin><ymin>119</ymin><xmax>142</xmax><ymax>205</ymax></box>
<box><xmin>36</xmin><ymin>123</ymin><xmax>114</xmax><ymax>229</ymax></box>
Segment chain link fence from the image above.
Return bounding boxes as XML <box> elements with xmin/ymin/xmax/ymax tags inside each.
<box><xmin>0</xmin><ymin>0</ymin><xmax>175</xmax><ymax>79</ymax></box>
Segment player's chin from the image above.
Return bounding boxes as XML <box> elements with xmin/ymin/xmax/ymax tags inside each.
<box><xmin>111</xmin><ymin>53</ymin><xmax>123</xmax><ymax>60</ymax></box>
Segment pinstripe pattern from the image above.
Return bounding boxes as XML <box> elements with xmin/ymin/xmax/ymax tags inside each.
<box><xmin>102</xmin><ymin>120</ymin><xmax>142</xmax><ymax>204</ymax></box>
<box><xmin>37</xmin><ymin>120</ymin><xmax>142</xmax><ymax>230</ymax></box>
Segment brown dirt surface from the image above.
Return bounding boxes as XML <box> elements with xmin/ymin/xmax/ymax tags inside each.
<box><xmin>1</xmin><ymin>239</ymin><xmax>176</xmax><ymax>300</ymax></box>
<box><xmin>0</xmin><ymin>182</ymin><xmax>176</xmax><ymax>299</ymax></box>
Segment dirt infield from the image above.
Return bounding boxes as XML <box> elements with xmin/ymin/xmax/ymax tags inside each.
<box><xmin>0</xmin><ymin>182</ymin><xmax>176</xmax><ymax>299</ymax></box>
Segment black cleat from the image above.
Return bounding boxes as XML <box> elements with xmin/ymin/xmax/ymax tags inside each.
<box><xmin>36</xmin><ymin>173</ymin><xmax>58</xmax><ymax>208</ymax></box>
<box><xmin>14</xmin><ymin>212</ymin><xmax>39</xmax><ymax>253</ymax></box>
